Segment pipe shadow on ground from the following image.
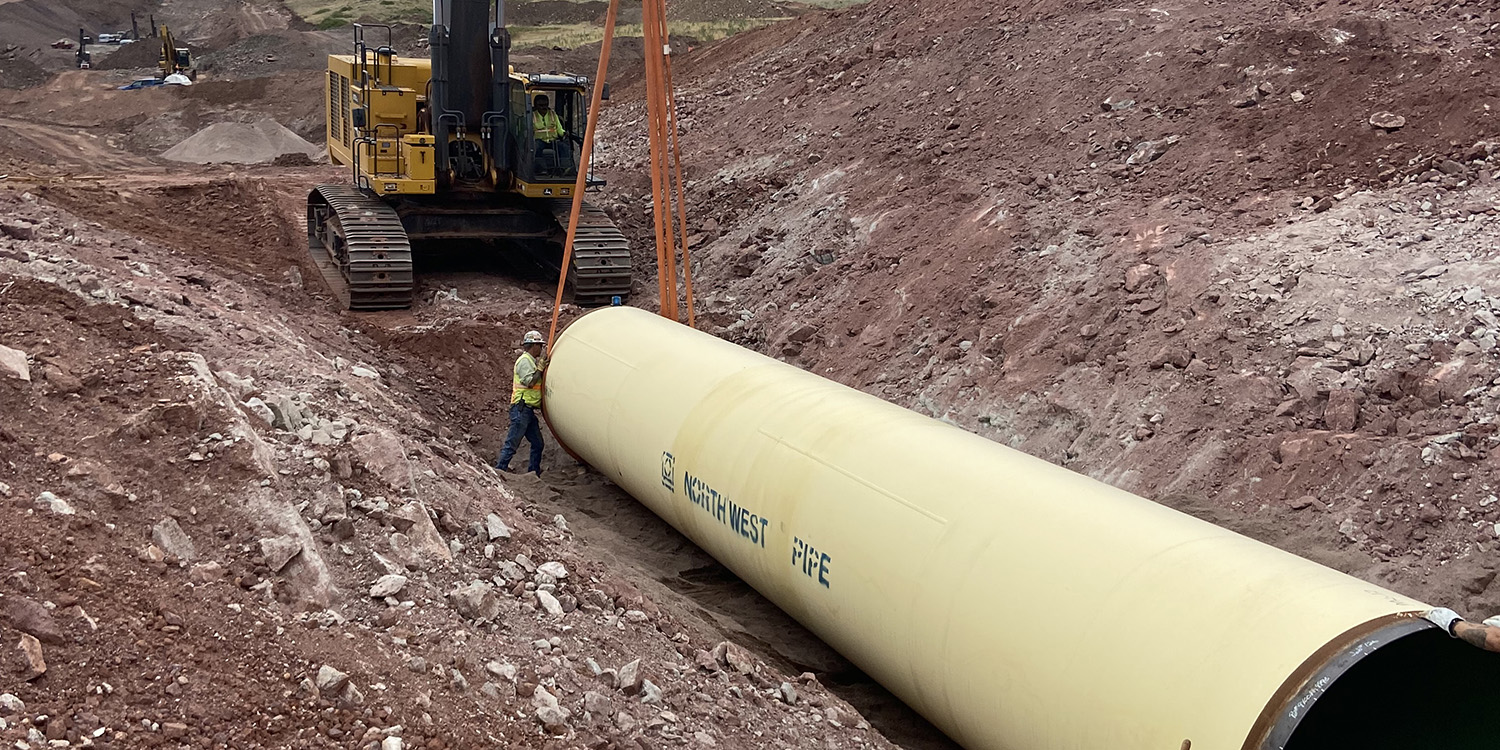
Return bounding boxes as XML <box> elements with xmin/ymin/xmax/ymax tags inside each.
<box><xmin>531</xmin><ymin>454</ymin><xmax>961</xmax><ymax>750</ymax></box>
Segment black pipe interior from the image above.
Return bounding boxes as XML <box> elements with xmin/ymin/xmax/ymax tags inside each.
<box><xmin>1284</xmin><ymin>628</ymin><xmax>1500</xmax><ymax>748</ymax></box>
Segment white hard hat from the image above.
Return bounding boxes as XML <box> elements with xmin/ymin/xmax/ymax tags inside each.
<box><xmin>522</xmin><ymin>330</ymin><xmax>545</xmax><ymax>346</ymax></box>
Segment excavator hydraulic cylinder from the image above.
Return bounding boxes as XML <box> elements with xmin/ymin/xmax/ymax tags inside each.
<box><xmin>543</xmin><ymin>307</ymin><xmax>1500</xmax><ymax>750</ymax></box>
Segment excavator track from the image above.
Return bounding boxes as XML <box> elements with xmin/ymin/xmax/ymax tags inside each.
<box><xmin>553</xmin><ymin>201</ymin><xmax>632</xmax><ymax>306</ymax></box>
<box><xmin>306</xmin><ymin>185</ymin><xmax>414</xmax><ymax>311</ymax></box>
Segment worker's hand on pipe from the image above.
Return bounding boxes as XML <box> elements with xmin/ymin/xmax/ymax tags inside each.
<box><xmin>1424</xmin><ymin>607</ymin><xmax>1463</xmax><ymax>635</ymax></box>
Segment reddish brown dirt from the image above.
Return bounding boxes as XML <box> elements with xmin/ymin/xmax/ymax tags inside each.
<box><xmin>0</xmin><ymin>171</ymin><xmax>890</xmax><ymax>748</ymax></box>
<box><xmin>6</xmin><ymin>0</ymin><xmax>1500</xmax><ymax>748</ymax></box>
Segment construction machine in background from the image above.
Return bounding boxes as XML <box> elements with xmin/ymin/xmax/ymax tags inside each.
<box><xmin>75</xmin><ymin>29</ymin><xmax>92</xmax><ymax>69</ymax></box>
<box><xmin>307</xmin><ymin>0</ymin><xmax>632</xmax><ymax>310</ymax></box>
<box><xmin>158</xmin><ymin>26</ymin><xmax>193</xmax><ymax>80</ymax></box>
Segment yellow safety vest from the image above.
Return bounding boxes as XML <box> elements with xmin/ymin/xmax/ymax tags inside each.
<box><xmin>534</xmin><ymin>110</ymin><xmax>562</xmax><ymax>142</ymax></box>
<box><xmin>512</xmin><ymin>351</ymin><xmax>543</xmax><ymax>407</ymax></box>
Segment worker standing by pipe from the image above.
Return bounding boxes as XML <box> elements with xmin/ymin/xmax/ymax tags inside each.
<box><xmin>1427</xmin><ymin>608</ymin><xmax>1500</xmax><ymax>653</ymax></box>
<box><xmin>495</xmin><ymin>330</ymin><xmax>547</xmax><ymax>475</ymax></box>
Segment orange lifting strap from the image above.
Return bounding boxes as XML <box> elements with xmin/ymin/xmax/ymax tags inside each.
<box><xmin>546</xmin><ymin>0</ymin><xmax>696</xmax><ymax>353</ymax></box>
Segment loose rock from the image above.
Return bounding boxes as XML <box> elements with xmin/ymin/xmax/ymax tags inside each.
<box><xmin>448</xmin><ymin>580</ymin><xmax>501</xmax><ymax>622</ymax></box>
<box><xmin>258</xmin><ymin>535</ymin><xmax>302</xmax><ymax>573</ymax></box>
<box><xmin>152</xmin><ymin>517</ymin><xmax>197</xmax><ymax>561</ymax></box>
<box><xmin>583</xmin><ymin>690</ymin><xmax>613</xmax><ymax>717</ymax></box>
<box><xmin>369</xmin><ymin>574</ymin><xmax>408</xmax><ymax>598</ymax></box>
<box><xmin>485</xmin><ymin>513</ymin><xmax>513</xmax><ymax>541</ymax></box>
<box><xmin>536</xmin><ymin>590</ymin><xmax>564</xmax><ymax>616</ymax></box>
<box><xmin>189</xmin><ymin>561</ymin><xmax>225</xmax><ymax>582</ymax></box>
<box><xmin>242</xmin><ymin>397</ymin><xmax>274</xmax><ymax>425</ymax></box>
<box><xmin>533</xmin><ymin>686</ymin><xmax>572</xmax><ymax>733</ymax></box>
<box><xmin>315</xmin><ymin>664</ymin><xmax>349</xmax><ymax>694</ymax></box>
<box><xmin>0</xmin><ymin>345</ymin><xmax>29</xmax><ymax>382</ymax></box>
<box><xmin>617</xmin><ymin>658</ymin><xmax>643</xmax><ymax>695</ymax></box>
<box><xmin>0</xmin><ymin>596</ymin><xmax>65</xmax><ymax>644</ymax></box>
<box><xmin>1288</xmin><ymin>495</ymin><xmax>1319</xmax><ymax>511</ymax></box>
<box><xmin>16</xmin><ymin>633</ymin><xmax>45</xmax><ymax>680</ymax></box>
<box><xmin>390</xmin><ymin>502</ymin><xmax>452</xmax><ymax>567</ymax></box>
<box><xmin>0</xmin><ymin>693</ymin><xmax>23</xmax><ymax>716</ymax></box>
<box><xmin>485</xmin><ymin>660</ymin><xmax>517</xmax><ymax>681</ymax></box>
<box><xmin>1369</xmin><ymin>111</ymin><xmax>1406</xmax><ymax>130</ymax></box>
<box><xmin>34</xmin><ymin>491</ymin><xmax>75</xmax><ymax>515</ymax></box>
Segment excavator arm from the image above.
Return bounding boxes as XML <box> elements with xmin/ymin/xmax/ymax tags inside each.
<box><xmin>157</xmin><ymin>26</ymin><xmax>192</xmax><ymax>79</ymax></box>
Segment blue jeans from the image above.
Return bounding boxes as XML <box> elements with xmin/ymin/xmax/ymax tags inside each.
<box><xmin>496</xmin><ymin>401</ymin><xmax>544</xmax><ymax>474</ymax></box>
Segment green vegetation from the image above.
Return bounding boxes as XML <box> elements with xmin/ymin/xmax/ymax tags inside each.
<box><xmin>286</xmin><ymin>0</ymin><xmax>864</xmax><ymax>46</ymax></box>
<box><xmin>510</xmin><ymin>17</ymin><xmax>786</xmax><ymax>50</ymax></box>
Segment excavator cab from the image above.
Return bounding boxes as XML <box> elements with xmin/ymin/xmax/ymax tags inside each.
<box><xmin>512</xmin><ymin>79</ymin><xmax>588</xmax><ymax>188</ymax></box>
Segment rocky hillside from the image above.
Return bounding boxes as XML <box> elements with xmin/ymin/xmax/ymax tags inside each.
<box><xmin>593</xmin><ymin>0</ymin><xmax>1500</xmax><ymax>616</ymax></box>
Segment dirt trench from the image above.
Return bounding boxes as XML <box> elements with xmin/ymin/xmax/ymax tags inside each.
<box><xmin>360</xmin><ymin>251</ymin><xmax>962</xmax><ymax>750</ymax></box>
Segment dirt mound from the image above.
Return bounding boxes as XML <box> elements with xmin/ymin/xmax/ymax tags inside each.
<box><xmin>92</xmin><ymin>39</ymin><xmax>170</xmax><ymax>70</ymax></box>
<box><xmin>0</xmin><ymin>53</ymin><xmax>49</xmax><ymax>89</ymax></box>
<box><xmin>196</xmin><ymin>30</ymin><xmax>346</xmax><ymax>78</ymax></box>
<box><xmin>161</xmin><ymin>119</ymin><xmax>322</xmax><ymax>164</ymax></box>
<box><xmin>0</xmin><ymin>0</ymin><xmax>139</xmax><ymax>51</ymax></box>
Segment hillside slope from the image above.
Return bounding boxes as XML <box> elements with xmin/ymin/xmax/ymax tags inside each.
<box><xmin>596</xmin><ymin>0</ymin><xmax>1500</xmax><ymax>614</ymax></box>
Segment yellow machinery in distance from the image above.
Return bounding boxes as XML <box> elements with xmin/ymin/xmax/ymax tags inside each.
<box><xmin>157</xmin><ymin>25</ymin><xmax>193</xmax><ymax>80</ymax></box>
<box><xmin>308</xmin><ymin>0</ymin><xmax>631</xmax><ymax>310</ymax></box>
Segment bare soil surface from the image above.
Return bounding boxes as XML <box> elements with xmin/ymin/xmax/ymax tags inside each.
<box><xmin>4</xmin><ymin>0</ymin><xmax>1500</xmax><ymax>749</ymax></box>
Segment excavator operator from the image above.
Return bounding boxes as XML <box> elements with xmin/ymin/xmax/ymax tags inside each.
<box><xmin>532</xmin><ymin>94</ymin><xmax>571</xmax><ymax>172</ymax></box>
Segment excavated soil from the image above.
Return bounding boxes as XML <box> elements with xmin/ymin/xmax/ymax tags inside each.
<box><xmin>0</xmin><ymin>54</ymin><xmax>51</xmax><ymax>90</ymax></box>
<box><xmin>5</xmin><ymin>0</ymin><xmax>1500</xmax><ymax>749</ymax></box>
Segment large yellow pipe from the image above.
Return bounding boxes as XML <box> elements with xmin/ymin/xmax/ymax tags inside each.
<box><xmin>543</xmin><ymin>307</ymin><xmax>1500</xmax><ymax>750</ymax></box>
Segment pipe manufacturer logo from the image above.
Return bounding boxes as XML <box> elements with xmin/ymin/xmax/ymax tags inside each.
<box><xmin>661</xmin><ymin>451</ymin><xmax>675</xmax><ymax>491</ymax></box>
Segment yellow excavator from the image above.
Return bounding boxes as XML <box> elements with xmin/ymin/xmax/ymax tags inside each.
<box><xmin>307</xmin><ymin>0</ymin><xmax>631</xmax><ymax>310</ymax></box>
<box><xmin>157</xmin><ymin>25</ymin><xmax>193</xmax><ymax>80</ymax></box>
